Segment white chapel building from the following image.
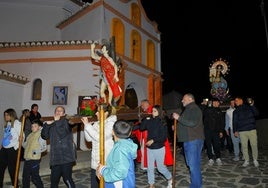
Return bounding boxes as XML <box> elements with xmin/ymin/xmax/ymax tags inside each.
<box><xmin>0</xmin><ymin>0</ymin><xmax>163</xmax><ymax>148</ymax></box>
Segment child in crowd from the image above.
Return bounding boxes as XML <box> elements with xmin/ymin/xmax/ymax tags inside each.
<box><xmin>0</xmin><ymin>108</ymin><xmax>22</xmax><ymax>187</ymax></box>
<box><xmin>96</xmin><ymin>120</ymin><xmax>138</xmax><ymax>188</ymax></box>
<box><xmin>81</xmin><ymin>105</ymin><xmax>116</xmax><ymax>188</ymax></box>
<box><xmin>22</xmin><ymin>119</ymin><xmax>47</xmax><ymax>188</ymax></box>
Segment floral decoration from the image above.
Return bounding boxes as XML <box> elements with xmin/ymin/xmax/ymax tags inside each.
<box><xmin>211</xmin><ymin>87</ymin><xmax>230</xmax><ymax>102</ymax></box>
<box><xmin>80</xmin><ymin>96</ymin><xmax>98</xmax><ymax>116</ymax></box>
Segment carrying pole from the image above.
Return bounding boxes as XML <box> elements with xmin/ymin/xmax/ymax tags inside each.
<box><xmin>172</xmin><ymin>118</ymin><xmax>177</xmax><ymax>188</ymax></box>
<box><xmin>14</xmin><ymin>115</ymin><xmax>25</xmax><ymax>188</ymax></box>
<box><xmin>99</xmin><ymin>105</ymin><xmax>105</xmax><ymax>188</ymax></box>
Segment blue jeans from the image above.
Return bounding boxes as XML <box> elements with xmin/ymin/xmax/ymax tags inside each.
<box><xmin>230</xmin><ymin>129</ymin><xmax>240</xmax><ymax>157</ymax></box>
<box><xmin>147</xmin><ymin>147</ymin><xmax>172</xmax><ymax>185</ymax></box>
<box><xmin>184</xmin><ymin>139</ymin><xmax>204</xmax><ymax>188</ymax></box>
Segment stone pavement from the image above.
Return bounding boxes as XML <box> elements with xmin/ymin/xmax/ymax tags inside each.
<box><xmin>4</xmin><ymin>148</ymin><xmax>268</xmax><ymax>187</ymax></box>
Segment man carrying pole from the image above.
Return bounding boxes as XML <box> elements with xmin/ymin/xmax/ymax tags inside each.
<box><xmin>172</xmin><ymin>93</ymin><xmax>205</xmax><ymax>188</ymax></box>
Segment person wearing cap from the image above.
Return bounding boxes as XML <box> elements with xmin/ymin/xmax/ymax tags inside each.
<box><xmin>96</xmin><ymin>120</ymin><xmax>138</xmax><ymax>188</ymax></box>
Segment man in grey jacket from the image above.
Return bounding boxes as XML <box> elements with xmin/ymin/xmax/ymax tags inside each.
<box><xmin>173</xmin><ymin>93</ymin><xmax>204</xmax><ymax>188</ymax></box>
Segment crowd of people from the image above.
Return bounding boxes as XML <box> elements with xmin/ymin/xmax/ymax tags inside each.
<box><xmin>0</xmin><ymin>93</ymin><xmax>260</xmax><ymax>188</ymax></box>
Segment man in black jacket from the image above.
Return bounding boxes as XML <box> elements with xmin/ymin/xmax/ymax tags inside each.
<box><xmin>203</xmin><ymin>99</ymin><xmax>225</xmax><ymax>166</ymax></box>
<box><xmin>41</xmin><ymin>106</ymin><xmax>76</xmax><ymax>187</ymax></box>
<box><xmin>233</xmin><ymin>97</ymin><xmax>259</xmax><ymax>167</ymax></box>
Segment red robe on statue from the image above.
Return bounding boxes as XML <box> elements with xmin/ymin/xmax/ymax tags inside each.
<box><xmin>100</xmin><ymin>56</ymin><xmax>121</xmax><ymax>100</ymax></box>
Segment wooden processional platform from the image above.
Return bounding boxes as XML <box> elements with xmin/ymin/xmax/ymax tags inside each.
<box><xmin>40</xmin><ymin>107</ymin><xmax>147</xmax><ymax>150</ymax></box>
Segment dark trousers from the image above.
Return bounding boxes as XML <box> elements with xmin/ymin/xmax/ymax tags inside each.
<box><xmin>50</xmin><ymin>162</ymin><xmax>75</xmax><ymax>188</ymax></box>
<box><xmin>204</xmin><ymin>129</ymin><xmax>221</xmax><ymax>159</ymax></box>
<box><xmin>224</xmin><ymin>129</ymin><xmax>234</xmax><ymax>153</ymax></box>
<box><xmin>0</xmin><ymin>147</ymin><xmax>18</xmax><ymax>187</ymax></box>
<box><xmin>90</xmin><ymin>168</ymin><xmax>100</xmax><ymax>188</ymax></box>
<box><xmin>22</xmin><ymin>159</ymin><xmax>44</xmax><ymax>188</ymax></box>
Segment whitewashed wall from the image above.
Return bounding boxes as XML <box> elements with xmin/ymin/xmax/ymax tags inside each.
<box><xmin>0</xmin><ymin>80</ymin><xmax>24</xmax><ymax>140</ymax></box>
<box><xmin>1</xmin><ymin>60</ymin><xmax>99</xmax><ymax>117</ymax></box>
<box><xmin>0</xmin><ymin>0</ymin><xmax>162</xmax><ymax>148</ymax></box>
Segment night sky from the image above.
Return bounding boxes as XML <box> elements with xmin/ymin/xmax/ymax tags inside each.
<box><xmin>141</xmin><ymin>0</ymin><xmax>268</xmax><ymax>118</ymax></box>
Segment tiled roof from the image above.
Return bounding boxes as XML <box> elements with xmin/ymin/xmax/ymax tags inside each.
<box><xmin>0</xmin><ymin>40</ymin><xmax>94</xmax><ymax>48</ymax></box>
<box><xmin>0</xmin><ymin>69</ymin><xmax>30</xmax><ymax>84</ymax></box>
